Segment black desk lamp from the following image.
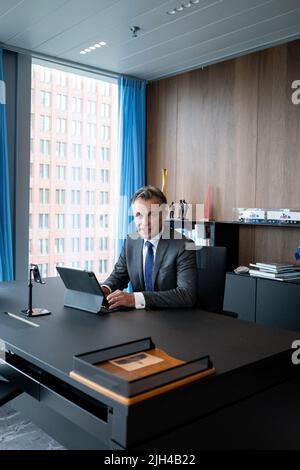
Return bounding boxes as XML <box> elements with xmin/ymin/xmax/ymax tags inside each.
<box><xmin>21</xmin><ymin>264</ymin><xmax>51</xmax><ymax>317</ymax></box>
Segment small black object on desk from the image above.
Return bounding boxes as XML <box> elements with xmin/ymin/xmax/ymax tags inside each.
<box><xmin>21</xmin><ymin>264</ymin><xmax>51</xmax><ymax>317</ymax></box>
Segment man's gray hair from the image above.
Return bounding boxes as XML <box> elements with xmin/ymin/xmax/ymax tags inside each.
<box><xmin>131</xmin><ymin>186</ymin><xmax>167</xmax><ymax>205</ymax></box>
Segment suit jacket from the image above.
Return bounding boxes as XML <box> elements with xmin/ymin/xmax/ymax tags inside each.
<box><xmin>103</xmin><ymin>232</ymin><xmax>197</xmax><ymax>309</ymax></box>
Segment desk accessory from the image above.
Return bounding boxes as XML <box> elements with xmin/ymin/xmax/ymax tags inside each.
<box><xmin>21</xmin><ymin>264</ymin><xmax>51</xmax><ymax>317</ymax></box>
<box><xmin>70</xmin><ymin>337</ymin><xmax>215</xmax><ymax>405</ymax></box>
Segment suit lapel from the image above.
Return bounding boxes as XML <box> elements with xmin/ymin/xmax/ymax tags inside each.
<box><xmin>152</xmin><ymin>238</ymin><xmax>169</xmax><ymax>287</ymax></box>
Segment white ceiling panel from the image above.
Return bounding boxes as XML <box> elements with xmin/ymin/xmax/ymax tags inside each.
<box><xmin>0</xmin><ymin>0</ymin><xmax>299</xmax><ymax>80</ymax></box>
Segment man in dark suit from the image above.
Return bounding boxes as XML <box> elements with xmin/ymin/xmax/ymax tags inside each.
<box><xmin>101</xmin><ymin>186</ymin><xmax>197</xmax><ymax>310</ymax></box>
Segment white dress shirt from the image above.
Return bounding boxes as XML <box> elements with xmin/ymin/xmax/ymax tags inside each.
<box><xmin>134</xmin><ymin>232</ymin><xmax>162</xmax><ymax>309</ymax></box>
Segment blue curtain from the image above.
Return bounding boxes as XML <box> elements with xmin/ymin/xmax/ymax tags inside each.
<box><xmin>0</xmin><ymin>49</ymin><xmax>13</xmax><ymax>281</ymax></box>
<box><xmin>116</xmin><ymin>76</ymin><xmax>146</xmax><ymax>258</ymax></box>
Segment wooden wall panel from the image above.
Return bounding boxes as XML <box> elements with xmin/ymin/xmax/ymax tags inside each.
<box><xmin>146</xmin><ymin>38</ymin><xmax>300</xmax><ymax>265</ymax></box>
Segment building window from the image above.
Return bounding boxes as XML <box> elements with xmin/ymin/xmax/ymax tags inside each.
<box><xmin>38</xmin><ymin>239</ymin><xmax>49</xmax><ymax>255</ymax></box>
<box><xmin>99</xmin><ymin>237</ymin><xmax>108</xmax><ymax>251</ymax></box>
<box><xmin>72</xmin><ymin>143</ymin><xmax>81</xmax><ymax>159</ymax></box>
<box><xmin>40</xmin><ymin>68</ymin><xmax>51</xmax><ymax>83</ymax></box>
<box><xmin>101</xmin><ymin>82</ymin><xmax>110</xmax><ymax>96</ymax></box>
<box><xmin>99</xmin><ymin>259</ymin><xmax>107</xmax><ymax>274</ymax></box>
<box><xmin>56</xmin><ymin>165</ymin><xmax>66</xmax><ymax>181</ymax></box>
<box><xmin>99</xmin><ymin>214</ymin><xmax>108</xmax><ymax>228</ymax></box>
<box><xmin>40</xmin><ymin>91</ymin><xmax>51</xmax><ymax>107</ymax></box>
<box><xmin>56</xmin><ymin>189</ymin><xmax>65</xmax><ymax>204</ymax></box>
<box><xmin>85</xmin><ymin>214</ymin><xmax>94</xmax><ymax>229</ymax></box>
<box><xmin>40</xmin><ymin>139</ymin><xmax>50</xmax><ymax>155</ymax></box>
<box><xmin>100</xmin><ymin>125</ymin><xmax>110</xmax><ymax>140</ymax></box>
<box><xmin>86</xmin><ymin>191</ymin><xmax>95</xmax><ymax>206</ymax></box>
<box><xmin>55</xmin><ymin>238</ymin><xmax>64</xmax><ymax>254</ymax></box>
<box><xmin>39</xmin><ymin>164</ymin><xmax>50</xmax><ymax>179</ymax></box>
<box><xmin>85</xmin><ymin>237</ymin><xmax>94</xmax><ymax>251</ymax></box>
<box><xmin>71</xmin><ymin>238</ymin><xmax>80</xmax><ymax>252</ymax></box>
<box><xmin>72</xmin><ymin>167</ymin><xmax>81</xmax><ymax>181</ymax></box>
<box><xmin>100</xmin><ymin>147</ymin><xmax>109</xmax><ymax>161</ymax></box>
<box><xmin>56</xmin><ymin>141</ymin><xmax>66</xmax><ymax>157</ymax></box>
<box><xmin>87</xmin><ymin>79</ymin><xmax>96</xmax><ymax>93</ymax></box>
<box><xmin>87</xmin><ymin>123</ymin><xmax>96</xmax><ymax>138</ymax></box>
<box><xmin>38</xmin><ymin>263</ymin><xmax>48</xmax><ymax>277</ymax></box>
<box><xmin>84</xmin><ymin>260</ymin><xmax>93</xmax><ymax>271</ymax></box>
<box><xmin>101</xmin><ymin>103</ymin><xmax>110</xmax><ymax>118</ymax></box>
<box><xmin>99</xmin><ymin>191</ymin><xmax>109</xmax><ymax>204</ymax></box>
<box><xmin>87</xmin><ymin>100</ymin><xmax>96</xmax><ymax>115</ymax></box>
<box><xmin>72</xmin><ymin>97</ymin><xmax>82</xmax><ymax>113</ymax></box>
<box><xmin>71</xmin><ymin>261</ymin><xmax>80</xmax><ymax>268</ymax></box>
<box><xmin>56</xmin><ymin>214</ymin><xmax>65</xmax><ymax>229</ymax></box>
<box><xmin>87</xmin><ymin>145</ymin><xmax>95</xmax><ymax>160</ymax></box>
<box><xmin>40</xmin><ymin>115</ymin><xmax>51</xmax><ymax>132</ymax></box>
<box><xmin>86</xmin><ymin>168</ymin><xmax>95</xmax><ymax>182</ymax></box>
<box><xmin>72</xmin><ymin>120</ymin><xmax>82</xmax><ymax>136</ymax></box>
<box><xmin>57</xmin><ymin>94</ymin><xmax>67</xmax><ymax>111</ymax></box>
<box><xmin>72</xmin><ymin>76</ymin><xmax>82</xmax><ymax>90</ymax></box>
<box><xmin>38</xmin><ymin>213</ymin><xmax>49</xmax><ymax>229</ymax></box>
<box><xmin>39</xmin><ymin>188</ymin><xmax>49</xmax><ymax>204</ymax></box>
<box><xmin>71</xmin><ymin>214</ymin><xmax>80</xmax><ymax>229</ymax></box>
<box><xmin>71</xmin><ymin>190</ymin><xmax>80</xmax><ymax>205</ymax></box>
<box><xmin>100</xmin><ymin>169</ymin><xmax>109</xmax><ymax>183</ymax></box>
<box><xmin>56</xmin><ymin>118</ymin><xmax>67</xmax><ymax>134</ymax></box>
<box><xmin>57</xmin><ymin>72</ymin><xmax>67</xmax><ymax>87</ymax></box>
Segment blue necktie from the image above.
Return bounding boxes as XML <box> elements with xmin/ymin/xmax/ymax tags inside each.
<box><xmin>144</xmin><ymin>241</ymin><xmax>154</xmax><ymax>291</ymax></box>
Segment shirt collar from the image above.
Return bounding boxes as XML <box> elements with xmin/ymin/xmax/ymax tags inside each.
<box><xmin>143</xmin><ymin>231</ymin><xmax>162</xmax><ymax>249</ymax></box>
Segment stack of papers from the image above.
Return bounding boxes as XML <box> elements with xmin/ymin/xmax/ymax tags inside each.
<box><xmin>249</xmin><ymin>262</ymin><xmax>300</xmax><ymax>281</ymax></box>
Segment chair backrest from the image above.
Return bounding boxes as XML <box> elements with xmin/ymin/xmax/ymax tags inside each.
<box><xmin>196</xmin><ymin>246</ymin><xmax>227</xmax><ymax>313</ymax></box>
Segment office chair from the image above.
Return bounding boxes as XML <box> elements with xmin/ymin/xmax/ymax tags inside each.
<box><xmin>196</xmin><ymin>246</ymin><xmax>238</xmax><ymax>318</ymax></box>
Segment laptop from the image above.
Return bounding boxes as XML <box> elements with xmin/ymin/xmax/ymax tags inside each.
<box><xmin>56</xmin><ymin>266</ymin><xmax>129</xmax><ymax>314</ymax></box>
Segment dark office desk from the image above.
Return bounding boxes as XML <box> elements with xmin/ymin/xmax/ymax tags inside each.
<box><xmin>0</xmin><ymin>278</ymin><xmax>299</xmax><ymax>449</ymax></box>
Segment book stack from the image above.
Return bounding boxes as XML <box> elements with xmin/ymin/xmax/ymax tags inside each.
<box><xmin>249</xmin><ymin>262</ymin><xmax>300</xmax><ymax>281</ymax></box>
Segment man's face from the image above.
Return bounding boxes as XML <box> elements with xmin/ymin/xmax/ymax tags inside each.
<box><xmin>132</xmin><ymin>198</ymin><xmax>167</xmax><ymax>240</ymax></box>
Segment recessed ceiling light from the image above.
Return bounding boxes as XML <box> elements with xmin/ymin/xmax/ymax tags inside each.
<box><xmin>191</xmin><ymin>0</ymin><xmax>200</xmax><ymax>3</ymax></box>
<box><xmin>84</xmin><ymin>48</ymin><xmax>91</xmax><ymax>52</ymax></box>
<box><xmin>94</xmin><ymin>43</ymin><xmax>101</xmax><ymax>48</ymax></box>
<box><xmin>176</xmin><ymin>5</ymin><xmax>184</xmax><ymax>11</ymax></box>
<box><xmin>89</xmin><ymin>46</ymin><xmax>96</xmax><ymax>50</ymax></box>
<box><xmin>184</xmin><ymin>2</ymin><xmax>192</xmax><ymax>7</ymax></box>
<box><xmin>80</xmin><ymin>51</ymin><xmax>86</xmax><ymax>54</ymax></box>
<box><xmin>99</xmin><ymin>41</ymin><xmax>106</xmax><ymax>46</ymax></box>
<box><xmin>167</xmin><ymin>9</ymin><xmax>176</xmax><ymax>14</ymax></box>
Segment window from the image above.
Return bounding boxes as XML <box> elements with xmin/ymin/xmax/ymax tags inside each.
<box><xmin>57</xmin><ymin>94</ymin><xmax>67</xmax><ymax>111</ymax></box>
<box><xmin>87</xmin><ymin>145</ymin><xmax>95</xmax><ymax>160</ymax></box>
<box><xmin>56</xmin><ymin>118</ymin><xmax>67</xmax><ymax>134</ymax></box>
<box><xmin>100</xmin><ymin>191</ymin><xmax>109</xmax><ymax>204</ymax></box>
<box><xmin>71</xmin><ymin>190</ymin><xmax>80</xmax><ymax>205</ymax></box>
<box><xmin>55</xmin><ymin>238</ymin><xmax>64</xmax><ymax>254</ymax></box>
<box><xmin>101</xmin><ymin>103</ymin><xmax>110</xmax><ymax>118</ymax></box>
<box><xmin>100</xmin><ymin>169</ymin><xmax>109</xmax><ymax>183</ymax></box>
<box><xmin>40</xmin><ymin>139</ymin><xmax>50</xmax><ymax>155</ymax></box>
<box><xmin>85</xmin><ymin>237</ymin><xmax>94</xmax><ymax>251</ymax></box>
<box><xmin>85</xmin><ymin>260</ymin><xmax>93</xmax><ymax>271</ymax></box>
<box><xmin>39</xmin><ymin>239</ymin><xmax>48</xmax><ymax>255</ymax></box>
<box><xmin>38</xmin><ymin>263</ymin><xmax>48</xmax><ymax>277</ymax></box>
<box><xmin>71</xmin><ymin>214</ymin><xmax>80</xmax><ymax>229</ymax></box>
<box><xmin>72</xmin><ymin>167</ymin><xmax>81</xmax><ymax>181</ymax></box>
<box><xmin>87</xmin><ymin>123</ymin><xmax>96</xmax><ymax>138</ymax></box>
<box><xmin>86</xmin><ymin>191</ymin><xmax>95</xmax><ymax>206</ymax></box>
<box><xmin>40</xmin><ymin>91</ymin><xmax>51</xmax><ymax>107</ymax></box>
<box><xmin>86</xmin><ymin>168</ymin><xmax>95</xmax><ymax>182</ymax></box>
<box><xmin>56</xmin><ymin>214</ymin><xmax>65</xmax><ymax>229</ymax></box>
<box><xmin>99</xmin><ymin>214</ymin><xmax>108</xmax><ymax>228</ymax></box>
<box><xmin>29</xmin><ymin>239</ymin><xmax>32</xmax><ymax>254</ymax></box>
<box><xmin>38</xmin><ymin>213</ymin><xmax>49</xmax><ymax>229</ymax></box>
<box><xmin>87</xmin><ymin>100</ymin><xmax>96</xmax><ymax>115</ymax></box>
<box><xmin>39</xmin><ymin>188</ymin><xmax>49</xmax><ymax>204</ymax></box>
<box><xmin>56</xmin><ymin>141</ymin><xmax>66</xmax><ymax>157</ymax></box>
<box><xmin>99</xmin><ymin>237</ymin><xmax>108</xmax><ymax>251</ymax></box>
<box><xmin>39</xmin><ymin>164</ymin><xmax>50</xmax><ymax>179</ymax></box>
<box><xmin>31</xmin><ymin>113</ymin><xmax>34</xmax><ymax>130</ymax></box>
<box><xmin>40</xmin><ymin>115</ymin><xmax>51</xmax><ymax>132</ymax></box>
<box><xmin>71</xmin><ymin>238</ymin><xmax>80</xmax><ymax>252</ymax></box>
<box><xmin>72</xmin><ymin>97</ymin><xmax>82</xmax><ymax>113</ymax></box>
<box><xmin>56</xmin><ymin>189</ymin><xmax>65</xmax><ymax>204</ymax></box>
<box><xmin>85</xmin><ymin>214</ymin><xmax>94</xmax><ymax>229</ymax></box>
<box><xmin>100</xmin><ymin>147</ymin><xmax>109</xmax><ymax>161</ymax></box>
<box><xmin>72</xmin><ymin>144</ymin><xmax>81</xmax><ymax>159</ymax></box>
<box><xmin>99</xmin><ymin>259</ymin><xmax>107</xmax><ymax>274</ymax></box>
<box><xmin>100</xmin><ymin>125</ymin><xmax>110</xmax><ymax>140</ymax></box>
<box><xmin>56</xmin><ymin>165</ymin><xmax>66</xmax><ymax>181</ymax></box>
<box><xmin>30</xmin><ymin>61</ymin><xmax>117</xmax><ymax>280</ymax></box>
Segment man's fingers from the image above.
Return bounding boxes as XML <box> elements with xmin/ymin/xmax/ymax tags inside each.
<box><xmin>107</xmin><ymin>290</ymin><xmax>122</xmax><ymax>301</ymax></box>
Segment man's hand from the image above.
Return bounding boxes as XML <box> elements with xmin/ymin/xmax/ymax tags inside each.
<box><xmin>106</xmin><ymin>290</ymin><xmax>135</xmax><ymax>309</ymax></box>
